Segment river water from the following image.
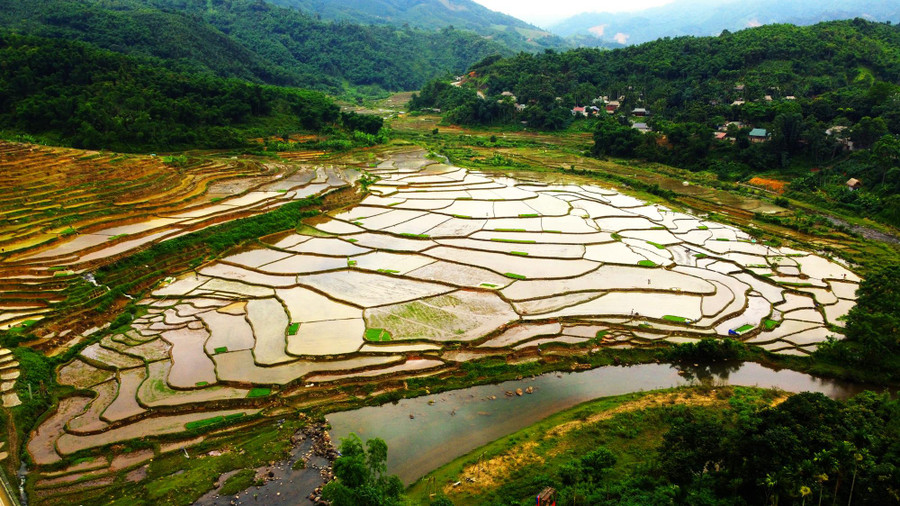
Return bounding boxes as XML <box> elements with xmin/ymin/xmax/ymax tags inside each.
<box><xmin>328</xmin><ymin>362</ymin><xmax>890</xmax><ymax>485</ymax></box>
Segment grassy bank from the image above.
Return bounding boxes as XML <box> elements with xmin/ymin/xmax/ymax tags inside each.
<box><xmin>407</xmin><ymin>385</ymin><xmax>784</xmax><ymax>504</ymax></box>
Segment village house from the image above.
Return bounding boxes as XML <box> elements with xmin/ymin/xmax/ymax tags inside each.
<box><xmin>749</xmin><ymin>128</ymin><xmax>769</xmax><ymax>142</ymax></box>
<box><xmin>632</xmin><ymin>107</ymin><xmax>649</xmax><ymax>117</ymax></box>
<box><xmin>571</xmin><ymin>106</ymin><xmax>588</xmax><ymax>117</ymax></box>
<box><xmin>826</xmin><ymin>125</ymin><xmax>854</xmax><ymax>151</ymax></box>
<box><xmin>846</xmin><ymin>178</ymin><xmax>863</xmax><ymax>191</ymax></box>
<box><xmin>605</xmin><ymin>100</ymin><xmax>620</xmax><ymax>114</ymax></box>
<box><xmin>632</xmin><ymin>122</ymin><xmax>652</xmax><ymax>133</ymax></box>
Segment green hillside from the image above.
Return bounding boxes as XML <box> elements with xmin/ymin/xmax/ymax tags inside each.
<box><xmin>412</xmin><ymin>19</ymin><xmax>900</xmax><ymax>227</ymax></box>
<box><xmin>0</xmin><ymin>32</ymin><xmax>339</xmax><ymax>151</ymax></box>
<box><xmin>269</xmin><ymin>0</ymin><xmax>565</xmax><ymax>52</ymax></box>
<box><xmin>0</xmin><ymin>0</ymin><xmax>508</xmax><ymax>92</ymax></box>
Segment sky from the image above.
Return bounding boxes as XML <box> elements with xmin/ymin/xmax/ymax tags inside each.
<box><xmin>472</xmin><ymin>0</ymin><xmax>676</xmax><ymax>26</ymax></box>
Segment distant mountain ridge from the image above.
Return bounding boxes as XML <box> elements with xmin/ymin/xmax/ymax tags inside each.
<box><xmin>551</xmin><ymin>0</ymin><xmax>900</xmax><ymax>46</ymax></box>
<box><xmin>269</xmin><ymin>0</ymin><xmax>565</xmax><ymax>52</ymax></box>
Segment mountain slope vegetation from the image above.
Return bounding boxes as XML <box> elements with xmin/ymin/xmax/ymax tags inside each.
<box><xmin>412</xmin><ymin>20</ymin><xmax>900</xmax><ymax>227</ymax></box>
<box><xmin>269</xmin><ymin>0</ymin><xmax>564</xmax><ymax>52</ymax></box>
<box><xmin>0</xmin><ymin>32</ymin><xmax>340</xmax><ymax>151</ymax></box>
<box><xmin>0</xmin><ymin>0</ymin><xmax>508</xmax><ymax>92</ymax></box>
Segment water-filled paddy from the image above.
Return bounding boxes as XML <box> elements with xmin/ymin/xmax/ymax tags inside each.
<box><xmin>28</xmin><ymin>149</ymin><xmax>861</xmax><ymax>471</ymax></box>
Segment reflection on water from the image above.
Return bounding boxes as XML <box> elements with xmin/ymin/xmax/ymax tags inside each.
<box><xmin>329</xmin><ymin>362</ymin><xmax>890</xmax><ymax>485</ymax></box>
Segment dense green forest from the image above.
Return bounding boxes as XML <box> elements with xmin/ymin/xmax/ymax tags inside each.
<box><xmin>0</xmin><ymin>32</ymin><xmax>342</xmax><ymax>151</ymax></box>
<box><xmin>0</xmin><ymin>0</ymin><xmax>508</xmax><ymax>93</ymax></box>
<box><xmin>268</xmin><ymin>0</ymin><xmax>565</xmax><ymax>53</ymax></box>
<box><xmin>460</xmin><ymin>390</ymin><xmax>900</xmax><ymax>506</ymax></box>
<box><xmin>411</xmin><ymin>20</ymin><xmax>900</xmax><ymax>227</ymax></box>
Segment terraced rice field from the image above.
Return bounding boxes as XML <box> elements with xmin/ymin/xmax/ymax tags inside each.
<box><xmin>24</xmin><ymin>149</ymin><xmax>860</xmax><ymax>495</ymax></box>
<box><xmin>0</xmin><ymin>140</ymin><xmax>355</xmax><ymax>331</ymax></box>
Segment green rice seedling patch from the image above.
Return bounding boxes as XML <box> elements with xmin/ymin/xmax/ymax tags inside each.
<box><xmin>663</xmin><ymin>315</ymin><xmax>690</xmax><ymax>323</ymax></box>
<box><xmin>504</xmin><ymin>272</ymin><xmax>527</xmax><ymax>280</ymax></box>
<box><xmin>646</xmin><ymin>241</ymin><xmax>666</xmax><ymax>250</ymax></box>
<box><xmin>364</xmin><ymin>328</ymin><xmax>392</xmax><ymax>342</ymax></box>
<box><xmin>490</xmin><ymin>238</ymin><xmax>535</xmax><ymax>244</ymax></box>
<box><xmin>518</xmin><ymin>213</ymin><xmax>539</xmax><ymax>218</ymax></box>
<box><xmin>377</xmin><ymin>268</ymin><xmax>400</xmax><ymax>274</ymax></box>
<box><xmin>698</xmin><ymin>226</ymin><xmax>709</xmax><ymax>230</ymax></box>
<box><xmin>347</xmin><ymin>259</ymin><xmax>357</xmax><ymax>267</ymax></box>
<box><xmin>763</xmin><ymin>319</ymin><xmax>780</xmax><ymax>331</ymax></box>
<box><xmin>694</xmin><ymin>253</ymin><xmax>708</xmax><ymax>259</ymax></box>
<box><xmin>400</xmin><ymin>233</ymin><xmax>430</xmax><ymax>239</ymax></box>
<box><xmin>495</xmin><ymin>228</ymin><xmax>526</xmax><ymax>232</ymax></box>
<box><xmin>509</xmin><ymin>251</ymin><xmax>528</xmax><ymax>256</ymax></box>
<box><xmin>637</xmin><ymin>260</ymin><xmax>657</xmax><ymax>267</ymax></box>
<box><xmin>716</xmin><ymin>238</ymin><xmax>730</xmax><ymax>241</ymax></box>
<box><xmin>214</xmin><ymin>347</ymin><xmax>228</xmax><ymax>354</ymax></box>
<box><xmin>346</xmin><ymin>238</ymin><xmax>359</xmax><ymax>243</ymax></box>
<box><xmin>288</xmin><ymin>323</ymin><xmax>300</xmax><ymax>336</ymax></box>
<box><xmin>611</xmin><ymin>233</ymin><xmax>622</xmax><ymax>241</ymax></box>
<box><xmin>735</xmin><ymin>324</ymin><xmax>755</xmax><ymax>334</ymax></box>
<box><xmin>453</xmin><ymin>214</ymin><xmax>472</xmax><ymax>219</ymax></box>
<box><xmin>196</xmin><ymin>381</ymin><xmax>208</xmax><ymax>387</ymax></box>
<box><xmin>480</xmin><ymin>283</ymin><xmax>498</xmax><ymax>288</ymax></box>
<box><xmin>247</xmin><ymin>387</ymin><xmax>271</xmax><ymax>398</ymax></box>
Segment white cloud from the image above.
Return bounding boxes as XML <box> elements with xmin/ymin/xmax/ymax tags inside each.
<box><xmin>472</xmin><ymin>0</ymin><xmax>677</xmax><ymax>26</ymax></box>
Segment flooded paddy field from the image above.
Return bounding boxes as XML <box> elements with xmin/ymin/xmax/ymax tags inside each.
<box><xmin>16</xmin><ymin>148</ymin><xmax>864</xmax><ymax>503</ymax></box>
<box><xmin>0</xmin><ymin>140</ymin><xmax>355</xmax><ymax>332</ymax></box>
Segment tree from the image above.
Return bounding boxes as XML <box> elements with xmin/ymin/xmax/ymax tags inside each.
<box><xmin>872</xmin><ymin>134</ymin><xmax>900</xmax><ymax>185</ymax></box>
<box><xmin>843</xmin><ymin>263</ymin><xmax>900</xmax><ymax>366</ymax></box>
<box><xmin>322</xmin><ymin>434</ymin><xmax>404</xmax><ymax>506</ymax></box>
<box><xmin>851</xmin><ymin>117</ymin><xmax>888</xmax><ymax>149</ymax></box>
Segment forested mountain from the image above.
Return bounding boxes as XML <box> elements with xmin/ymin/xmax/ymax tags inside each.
<box><xmin>0</xmin><ymin>0</ymin><xmax>507</xmax><ymax>92</ymax></box>
<box><xmin>0</xmin><ymin>32</ymin><xmax>341</xmax><ymax>151</ymax></box>
<box><xmin>268</xmin><ymin>0</ymin><xmax>565</xmax><ymax>52</ymax></box>
<box><xmin>412</xmin><ymin>20</ymin><xmax>900</xmax><ymax>226</ymax></box>
<box><xmin>551</xmin><ymin>0</ymin><xmax>900</xmax><ymax>46</ymax></box>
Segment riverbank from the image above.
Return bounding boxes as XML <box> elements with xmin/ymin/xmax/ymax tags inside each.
<box><xmin>404</xmin><ymin>381</ymin><xmax>899</xmax><ymax>505</ymax></box>
<box><xmin>405</xmin><ymin>386</ymin><xmax>779</xmax><ymax>503</ymax></box>
<box><xmin>328</xmin><ymin>360</ymin><xmax>891</xmax><ymax>487</ymax></box>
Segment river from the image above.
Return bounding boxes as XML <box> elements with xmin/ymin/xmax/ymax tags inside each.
<box><xmin>328</xmin><ymin>362</ymin><xmax>890</xmax><ymax>485</ymax></box>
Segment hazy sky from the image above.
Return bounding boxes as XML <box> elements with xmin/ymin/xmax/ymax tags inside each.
<box><xmin>472</xmin><ymin>0</ymin><xmax>676</xmax><ymax>26</ymax></box>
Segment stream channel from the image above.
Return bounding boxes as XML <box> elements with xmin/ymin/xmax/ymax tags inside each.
<box><xmin>328</xmin><ymin>361</ymin><xmax>891</xmax><ymax>486</ymax></box>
